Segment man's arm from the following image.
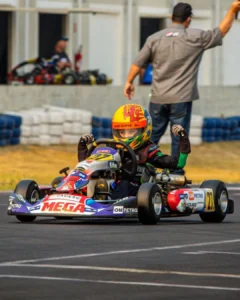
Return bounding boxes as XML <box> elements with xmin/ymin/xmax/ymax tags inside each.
<box><xmin>124</xmin><ymin>37</ymin><xmax>152</xmax><ymax>99</ymax></box>
<box><xmin>219</xmin><ymin>0</ymin><xmax>240</xmax><ymax>37</ymax></box>
<box><xmin>124</xmin><ymin>64</ymin><xmax>141</xmax><ymax>99</ymax></box>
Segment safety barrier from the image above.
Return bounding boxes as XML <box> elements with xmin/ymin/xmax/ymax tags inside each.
<box><xmin>1</xmin><ymin>109</ymin><xmax>240</xmax><ymax>147</ymax></box>
<box><xmin>202</xmin><ymin>116</ymin><xmax>240</xmax><ymax>142</ymax></box>
<box><xmin>4</xmin><ymin>106</ymin><xmax>92</xmax><ymax>146</ymax></box>
<box><xmin>91</xmin><ymin>114</ymin><xmax>204</xmax><ymax>145</ymax></box>
<box><xmin>0</xmin><ymin>114</ymin><xmax>22</xmax><ymax>146</ymax></box>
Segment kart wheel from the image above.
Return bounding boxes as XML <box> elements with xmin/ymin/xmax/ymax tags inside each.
<box><xmin>63</xmin><ymin>73</ymin><xmax>77</xmax><ymax>85</ymax></box>
<box><xmin>51</xmin><ymin>176</ymin><xmax>63</xmax><ymax>188</ymax></box>
<box><xmin>16</xmin><ymin>215</ymin><xmax>36</xmax><ymax>223</ymax></box>
<box><xmin>137</xmin><ymin>183</ymin><xmax>162</xmax><ymax>225</ymax></box>
<box><xmin>23</xmin><ymin>74</ymin><xmax>35</xmax><ymax>85</ymax></box>
<box><xmin>54</xmin><ymin>216</ymin><xmax>73</xmax><ymax>220</ymax></box>
<box><xmin>199</xmin><ymin>180</ymin><xmax>228</xmax><ymax>223</ymax></box>
<box><xmin>14</xmin><ymin>180</ymin><xmax>40</xmax><ymax>222</ymax></box>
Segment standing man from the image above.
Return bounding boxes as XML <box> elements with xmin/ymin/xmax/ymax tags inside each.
<box><xmin>124</xmin><ymin>1</ymin><xmax>240</xmax><ymax>159</ymax></box>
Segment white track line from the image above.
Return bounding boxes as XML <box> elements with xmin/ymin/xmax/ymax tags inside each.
<box><xmin>0</xmin><ymin>275</ymin><xmax>239</xmax><ymax>291</ymax></box>
<box><xmin>2</xmin><ymin>263</ymin><xmax>240</xmax><ymax>279</ymax></box>
<box><xmin>1</xmin><ymin>239</ymin><xmax>240</xmax><ymax>265</ymax></box>
<box><xmin>183</xmin><ymin>251</ymin><xmax>240</xmax><ymax>255</ymax></box>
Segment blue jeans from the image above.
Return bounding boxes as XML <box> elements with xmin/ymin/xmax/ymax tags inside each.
<box><xmin>149</xmin><ymin>102</ymin><xmax>192</xmax><ymax>157</ymax></box>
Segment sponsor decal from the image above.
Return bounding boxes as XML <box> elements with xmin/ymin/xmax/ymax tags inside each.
<box><xmin>48</xmin><ymin>194</ymin><xmax>81</xmax><ymax>201</ymax></box>
<box><xmin>123</xmin><ymin>208</ymin><xmax>138</xmax><ymax>214</ymax></box>
<box><xmin>113</xmin><ymin>206</ymin><xmax>138</xmax><ymax>214</ymax></box>
<box><xmin>184</xmin><ymin>191</ymin><xmax>194</xmax><ymax>201</ymax></box>
<box><xmin>108</xmin><ymin>161</ymin><xmax>118</xmax><ymax>169</ymax></box>
<box><xmin>96</xmin><ymin>149</ymin><xmax>111</xmax><ymax>154</ymax></box>
<box><xmin>16</xmin><ymin>194</ymin><xmax>26</xmax><ymax>203</ymax></box>
<box><xmin>11</xmin><ymin>204</ymin><xmax>21</xmax><ymax>209</ymax></box>
<box><xmin>180</xmin><ymin>194</ymin><xmax>188</xmax><ymax>200</ymax></box>
<box><xmin>88</xmin><ymin>153</ymin><xmax>113</xmax><ymax>161</ymax></box>
<box><xmin>194</xmin><ymin>190</ymin><xmax>204</xmax><ymax>199</ymax></box>
<box><xmin>41</xmin><ymin>201</ymin><xmax>85</xmax><ymax>213</ymax></box>
<box><xmin>113</xmin><ymin>206</ymin><xmax>124</xmax><ymax>214</ymax></box>
<box><xmin>28</xmin><ymin>205</ymin><xmax>41</xmax><ymax>211</ymax></box>
<box><xmin>166</xmin><ymin>32</ymin><xmax>179</xmax><ymax>37</ymax></box>
<box><xmin>176</xmin><ymin>199</ymin><xmax>186</xmax><ymax>212</ymax></box>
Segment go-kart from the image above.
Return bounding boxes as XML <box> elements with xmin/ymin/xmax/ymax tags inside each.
<box><xmin>7</xmin><ymin>139</ymin><xmax>234</xmax><ymax>224</ymax></box>
<box><xmin>8</xmin><ymin>58</ymin><xmax>78</xmax><ymax>85</ymax></box>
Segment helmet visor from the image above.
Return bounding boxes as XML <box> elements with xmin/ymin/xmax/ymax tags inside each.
<box><xmin>113</xmin><ymin>128</ymin><xmax>143</xmax><ymax>139</ymax></box>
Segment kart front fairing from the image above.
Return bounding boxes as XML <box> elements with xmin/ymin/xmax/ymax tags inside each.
<box><xmin>8</xmin><ymin>192</ymin><xmax>138</xmax><ymax>218</ymax></box>
<box><xmin>55</xmin><ymin>146</ymin><xmax>121</xmax><ymax>193</ymax></box>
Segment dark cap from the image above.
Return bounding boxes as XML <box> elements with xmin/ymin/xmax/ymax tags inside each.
<box><xmin>59</xmin><ymin>36</ymin><xmax>69</xmax><ymax>41</ymax></box>
<box><xmin>172</xmin><ymin>2</ymin><xmax>193</xmax><ymax>22</ymax></box>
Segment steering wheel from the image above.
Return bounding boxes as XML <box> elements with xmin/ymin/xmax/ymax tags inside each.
<box><xmin>87</xmin><ymin>139</ymin><xmax>138</xmax><ymax>179</ymax></box>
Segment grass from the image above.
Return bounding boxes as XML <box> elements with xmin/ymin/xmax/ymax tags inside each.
<box><xmin>1</xmin><ymin>142</ymin><xmax>240</xmax><ymax>190</ymax></box>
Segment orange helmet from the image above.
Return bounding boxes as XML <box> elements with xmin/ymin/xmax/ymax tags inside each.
<box><xmin>112</xmin><ymin>104</ymin><xmax>152</xmax><ymax>150</ymax></box>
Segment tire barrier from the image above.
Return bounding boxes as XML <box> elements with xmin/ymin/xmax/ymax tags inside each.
<box><xmin>0</xmin><ymin>114</ymin><xmax>22</xmax><ymax>147</ymax></box>
<box><xmin>91</xmin><ymin>117</ymin><xmax>113</xmax><ymax>139</ymax></box>
<box><xmin>2</xmin><ymin>109</ymin><xmax>240</xmax><ymax>146</ymax></box>
<box><xmin>4</xmin><ymin>106</ymin><xmax>92</xmax><ymax>145</ymax></box>
<box><xmin>159</xmin><ymin>114</ymin><xmax>204</xmax><ymax>145</ymax></box>
<box><xmin>202</xmin><ymin>116</ymin><xmax>240</xmax><ymax>142</ymax></box>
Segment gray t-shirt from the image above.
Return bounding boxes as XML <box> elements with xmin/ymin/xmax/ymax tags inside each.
<box><xmin>134</xmin><ymin>23</ymin><xmax>222</xmax><ymax>104</ymax></box>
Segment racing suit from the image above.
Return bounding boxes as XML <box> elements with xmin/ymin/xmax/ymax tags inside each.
<box><xmin>77</xmin><ymin>133</ymin><xmax>191</xmax><ymax>199</ymax></box>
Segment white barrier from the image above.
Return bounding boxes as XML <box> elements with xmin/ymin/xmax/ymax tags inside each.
<box><xmin>159</xmin><ymin>114</ymin><xmax>203</xmax><ymax>145</ymax></box>
<box><xmin>6</xmin><ymin>106</ymin><xmax>93</xmax><ymax>145</ymax></box>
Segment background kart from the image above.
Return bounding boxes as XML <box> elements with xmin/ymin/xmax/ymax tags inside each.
<box><xmin>8</xmin><ymin>139</ymin><xmax>234</xmax><ymax>225</ymax></box>
<box><xmin>8</xmin><ymin>58</ymin><xmax>113</xmax><ymax>85</ymax></box>
<box><xmin>7</xmin><ymin>58</ymin><xmax>78</xmax><ymax>85</ymax></box>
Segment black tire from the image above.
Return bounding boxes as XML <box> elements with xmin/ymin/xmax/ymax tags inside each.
<box><xmin>16</xmin><ymin>215</ymin><xmax>36</xmax><ymax>222</ymax></box>
<box><xmin>54</xmin><ymin>216</ymin><xmax>73</xmax><ymax>220</ymax></box>
<box><xmin>23</xmin><ymin>74</ymin><xmax>35</xmax><ymax>85</ymax></box>
<box><xmin>14</xmin><ymin>180</ymin><xmax>39</xmax><ymax>222</ymax></box>
<box><xmin>63</xmin><ymin>72</ymin><xmax>77</xmax><ymax>85</ymax></box>
<box><xmin>199</xmin><ymin>180</ymin><xmax>228</xmax><ymax>223</ymax></box>
<box><xmin>137</xmin><ymin>183</ymin><xmax>162</xmax><ymax>225</ymax></box>
<box><xmin>51</xmin><ymin>176</ymin><xmax>63</xmax><ymax>188</ymax></box>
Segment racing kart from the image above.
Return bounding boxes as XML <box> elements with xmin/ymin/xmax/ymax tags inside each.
<box><xmin>8</xmin><ymin>59</ymin><xmax>112</xmax><ymax>86</ymax></box>
<box><xmin>7</xmin><ymin>139</ymin><xmax>234</xmax><ymax>225</ymax></box>
<box><xmin>7</xmin><ymin>58</ymin><xmax>78</xmax><ymax>85</ymax></box>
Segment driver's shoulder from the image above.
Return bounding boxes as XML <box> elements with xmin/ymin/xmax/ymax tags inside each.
<box><xmin>136</xmin><ymin>142</ymin><xmax>159</xmax><ymax>163</ymax></box>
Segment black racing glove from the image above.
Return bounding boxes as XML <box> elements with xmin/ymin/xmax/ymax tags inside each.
<box><xmin>79</xmin><ymin>134</ymin><xmax>95</xmax><ymax>145</ymax></box>
<box><xmin>172</xmin><ymin>125</ymin><xmax>191</xmax><ymax>154</ymax></box>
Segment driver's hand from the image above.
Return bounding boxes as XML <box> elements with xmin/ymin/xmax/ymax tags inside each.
<box><xmin>172</xmin><ymin>125</ymin><xmax>186</xmax><ymax>137</ymax></box>
<box><xmin>79</xmin><ymin>134</ymin><xmax>95</xmax><ymax>145</ymax></box>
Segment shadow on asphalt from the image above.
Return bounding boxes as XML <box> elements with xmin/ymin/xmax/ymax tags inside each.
<box><xmin>7</xmin><ymin>218</ymin><xmax>235</xmax><ymax>226</ymax></box>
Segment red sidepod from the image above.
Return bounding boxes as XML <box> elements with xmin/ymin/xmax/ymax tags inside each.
<box><xmin>167</xmin><ymin>189</ymin><xmax>192</xmax><ymax>211</ymax></box>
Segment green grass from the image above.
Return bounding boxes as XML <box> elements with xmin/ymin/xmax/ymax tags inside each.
<box><xmin>1</xmin><ymin>142</ymin><xmax>240</xmax><ymax>190</ymax></box>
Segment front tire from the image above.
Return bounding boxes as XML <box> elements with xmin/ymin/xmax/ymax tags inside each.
<box><xmin>199</xmin><ymin>180</ymin><xmax>228</xmax><ymax>223</ymax></box>
<box><xmin>14</xmin><ymin>180</ymin><xmax>39</xmax><ymax>222</ymax></box>
<box><xmin>137</xmin><ymin>183</ymin><xmax>162</xmax><ymax>225</ymax></box>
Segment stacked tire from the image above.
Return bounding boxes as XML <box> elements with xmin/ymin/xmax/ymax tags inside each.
<box><xmin>91</xmin><ymin>116</ymin><xmax>112</xmax><ymax>139</ymax></box>
<box><xmin>0</xmin><ymin>114</ymin><xmax>22</xmax><ymax>147</ymax></box>
<box><xmin>202</xmin><ymin>116</ymin><xmax>240</xmax><ymax>142</ymax></box>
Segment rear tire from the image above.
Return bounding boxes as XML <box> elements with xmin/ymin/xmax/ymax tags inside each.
<box><xmin>199</xmin><ymin>180</ymin><xmax>228</xmax><ymax>223</ymax></box>
<box><xmin>137</xmin><ymin>183</ymin><xmax>162</xmax><ymax>225</ymax></box>
<box><xmin>14</xmin><ymin>180</ymin><xmax>39</xmax><ymax>222</ymax></box>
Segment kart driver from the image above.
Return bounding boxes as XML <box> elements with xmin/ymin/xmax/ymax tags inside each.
<box><xmin>77</xmin><ymin>104</ymin><xmax>191</xmax><ymax>198</ymax></box>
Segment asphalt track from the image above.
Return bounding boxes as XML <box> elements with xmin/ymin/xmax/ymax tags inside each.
<box><xmin>0</xmin><ymin>187</ymin><xmax>240</xmax><ymax>300</ymax></box>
